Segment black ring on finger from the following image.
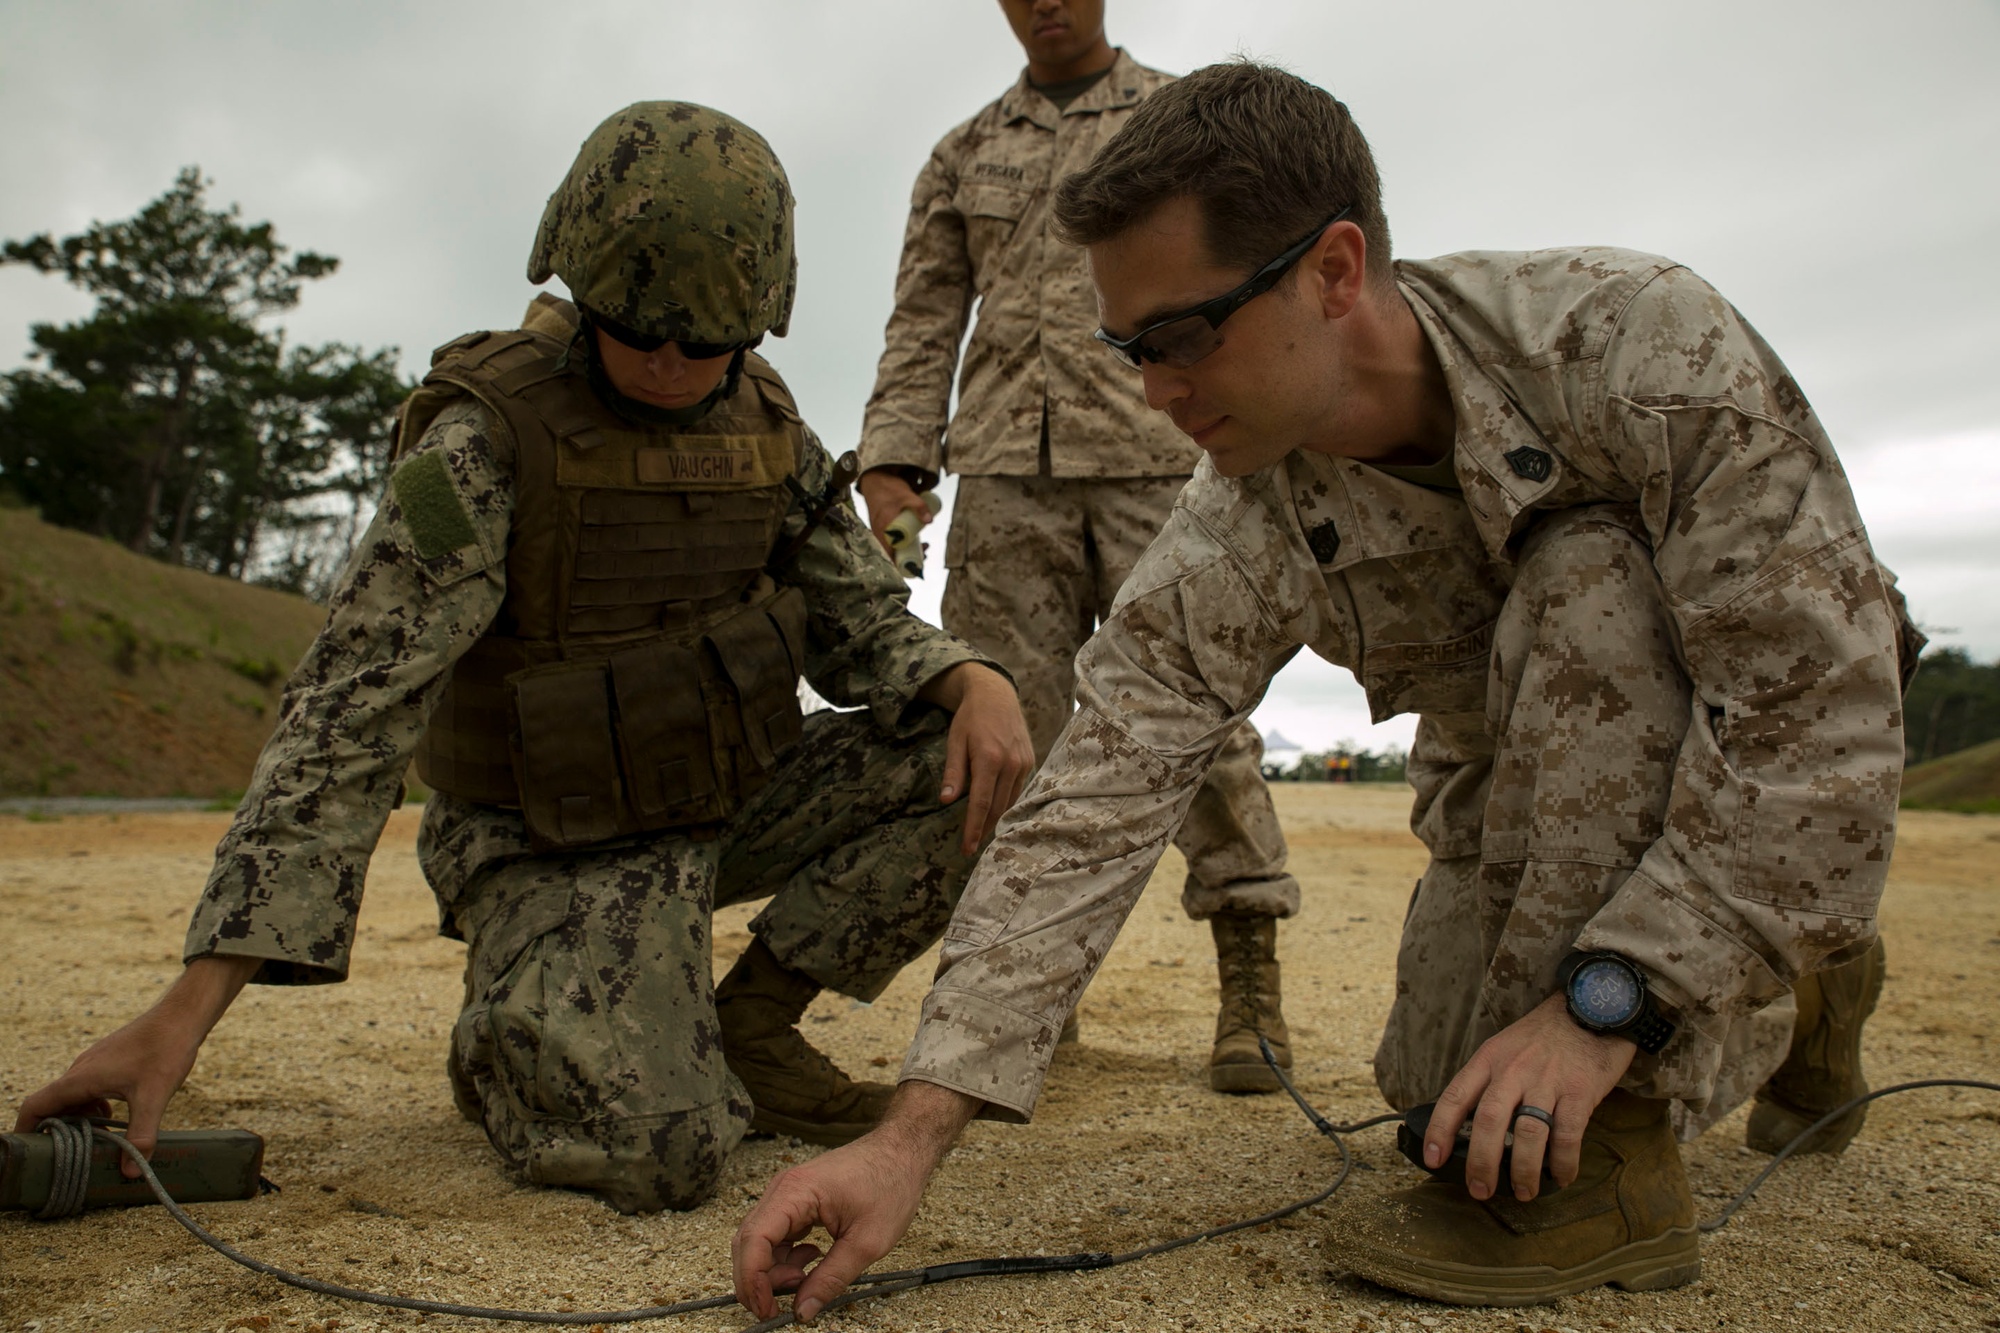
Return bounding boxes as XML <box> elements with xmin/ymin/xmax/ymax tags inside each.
<box><xmin>1513</xmin><ymin>1104</ymin><xmax>1555</xmax><ymax>1130</ymax></box>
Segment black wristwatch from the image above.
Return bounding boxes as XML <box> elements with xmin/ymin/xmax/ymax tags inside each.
<box><xmin>1557</xmin><ymin>951</ymin><xmax>1676</xmax><ymax>1055</ymax></box>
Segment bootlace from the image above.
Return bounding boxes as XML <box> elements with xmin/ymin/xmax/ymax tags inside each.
<box><xmin>1215</xmin><ymin>923</ymin><xmax>1276</xmax><ymax>1032</ymax></box>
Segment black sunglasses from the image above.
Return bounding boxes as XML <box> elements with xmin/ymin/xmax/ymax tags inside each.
<box><xmin>1093</xmin><ymin>205</ymin><xmax>1353</xmax><ymax>370</ymax></box>
<box><xmin>587</xmin><ymin>309</ymin><xmax>761</xmax><ymax>362</ymax></box>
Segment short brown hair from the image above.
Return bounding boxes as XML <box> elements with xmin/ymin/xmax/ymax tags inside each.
<box><xmin>1053</xmin><ymin>61</ymin><xmax>1391</xmax><ymax>283</ymax></box>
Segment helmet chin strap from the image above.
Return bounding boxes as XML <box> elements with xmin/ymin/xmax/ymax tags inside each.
<box><xmin>573</xmin><ymin>314</ymin><xmax>744</xmax><ymax>427</ymax></box>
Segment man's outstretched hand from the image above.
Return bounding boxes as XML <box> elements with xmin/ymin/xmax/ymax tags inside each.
<box><xmin>733</xmin><ymin>1081</ymin><xmax>977</xmax><ymax>1322</ymax></box>
<box><xmin>14</xmin><ymin>955</ymin><xmax>258</xmax><ymax>1178</ymax></box>
<box><xmin>1420</xmin><ymin>992</ymin><xmax>1636</xmax><ymax>1203</ymax></box>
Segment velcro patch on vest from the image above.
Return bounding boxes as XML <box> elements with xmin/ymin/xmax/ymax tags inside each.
<box><xmin>391</xmin><ymin>451</ymin><xmax>479</xmax><ymax>559</ymax></box>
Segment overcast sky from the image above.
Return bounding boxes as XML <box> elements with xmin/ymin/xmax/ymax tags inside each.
<box><xmin>4</xmin><ymin>0</ymin><xmax>1996</xmax><ymax>752</ymax></box>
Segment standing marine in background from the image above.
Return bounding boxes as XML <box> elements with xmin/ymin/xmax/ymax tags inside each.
<box><xmin>15</xmin><ymin>103</ymin><xmax>1034</xmax><ymax>1215</ymax></box>
<box><xmin>854</xmin><ymin>0</ymin><xmax>1302</xmax><ymax>1093</ymax></box>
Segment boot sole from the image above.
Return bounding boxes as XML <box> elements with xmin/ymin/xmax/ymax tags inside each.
<box><xmin>1210</xmin><ymin>1062</ymin><xmax>1285</xmax><ymax>1094</ymax></box>
<box><xmin>750</xmin><ymin>1108</ymin><xmax>877</xmax><ymax>1147</ymax></box>
<box><xmin>1342</xmin><ymin>1225</ymin><xmax>1702</xmax><ymax>1307</ymax></box>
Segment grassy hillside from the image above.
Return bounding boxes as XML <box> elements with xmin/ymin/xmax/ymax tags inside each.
<box><xmin>1901</xmin><ymin>735</ymin><xmax>2000</xmax><ymax>815</ymax></box>
<box><xmin>0</xmin><ymin>506</ymin><xmax>328</xmax><ymax>798</ymax></box>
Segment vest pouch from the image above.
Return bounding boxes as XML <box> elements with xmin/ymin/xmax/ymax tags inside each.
<box><xmin>609</xmin><ymin>638</ymin><xmax>722</xmax><ymax>823</ymax></box>
<box><xmin>509</xmin><ymin>658</ymin><xmax>628</xmax><ymax>849</ymax></box>
<box><xmin>414</xmin><ymin>637</ymin><xmax>537</xmax><ymax>806</ymax></box>
<box><xmin>703</xmin><ymin>586</ymin><xmax>808</xmax><ymax>775</ymax></box>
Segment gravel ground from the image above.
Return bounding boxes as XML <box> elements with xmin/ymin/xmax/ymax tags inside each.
<box><xmin>3</xmin><ymin>787</ymin><xmax>1996</xmax><ymax>1332</ymax></box>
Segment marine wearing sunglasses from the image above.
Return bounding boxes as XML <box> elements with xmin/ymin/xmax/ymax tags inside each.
<box><xmin>1093</xmin><ymin>204</ymin><xmax>1352</xmax><ymax>370</ymax></box>
<box><xmin>583</xmin><ymin>307</ymin><xmax>763</xmax><ymax>417</ymax></box>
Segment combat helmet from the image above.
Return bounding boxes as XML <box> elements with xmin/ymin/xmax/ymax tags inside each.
<box><xmin>528</xmin><ymin>102</ymin><xmax>796</xmax><ymax>344</ymax></box>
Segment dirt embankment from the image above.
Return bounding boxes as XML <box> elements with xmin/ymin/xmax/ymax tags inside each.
<box><xmin>1903</xmin><ymin>737</ymin><xmax>2000</xmax><ymax>814</ymax></box>
<box><xmin>3</xmin><ymin>786</ymin><xmax>1997</xmax><ymax>1332</ymax></box>
<box><xmin>0</xmin><ymin>507</ymin><xmax>326</xmax><ymax>800</ymax></box>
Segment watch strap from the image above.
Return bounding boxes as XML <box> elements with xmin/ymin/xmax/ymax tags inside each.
<box><xmin>1627</xmin><ymin>1006</ymin><xmax>1675</xmax><ymax>1056</ymax></box>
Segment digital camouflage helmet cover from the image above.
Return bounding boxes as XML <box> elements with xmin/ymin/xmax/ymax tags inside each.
<box><xmin>528</xmin><ymin>102</ymin><xmax>796</xmax><ymax>342</ymax></box>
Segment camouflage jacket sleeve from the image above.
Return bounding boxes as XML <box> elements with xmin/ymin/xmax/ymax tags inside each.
<box><xmin>184</xmin><ymin>400</ymin><xmax>511</xmax><ymax>984</ymax></box>
<box><xmin>898</xmin><ymin>479</ymin><xmax>1309</xmax><ymax>1118</ymax></box>
<box><xmin>777</xmin><ymin>428</ymin><xmax>999</xmax><ymax>727</ymax></box>
<box><xmin>1570</xmin><ymin>266</ymin><xmax>1912</xmax><ymax>1049</ymax></box>
<box><xmin>855</xmin><ymin>142</ymin><xmax>972</xmax><ymax>486</ymax></box>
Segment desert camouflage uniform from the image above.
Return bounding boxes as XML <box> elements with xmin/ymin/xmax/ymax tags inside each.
<box><xmin>186</xmin><ymin>396</ymin><xmax>993</xmax><ymax>1211</ymax></box>
<box><xmin>859</xmin><ymin>50</ymin><xmax>1295</xmax><ymax>918</ymax></box>
<box><xmin>899</xmin><ymin>249</ymin><xmax>1919</xmax><ymax>1132</ymax></box>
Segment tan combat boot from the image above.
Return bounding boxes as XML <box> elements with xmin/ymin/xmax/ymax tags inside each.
<box><xmin>714</xmin><ymin>938</ymin><xmax>894</xmax><ymax>1146</ymax></box>
<box><xmin>1208</xmin><ymin>912</ymin><xmax>1292</xmax><ymax>1094</ymax></box>
<box><xmin>1340</xmin><ymin>1090</ymin><xmax>1701</xmax><ymax>1306</ymax></box>
<box><xmin>1747</xmin><ymin>936</ymin><xmax>1887</xmax><ymax>1155</ymax></box>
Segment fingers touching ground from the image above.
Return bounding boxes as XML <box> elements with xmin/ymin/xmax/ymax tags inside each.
<box><xmin>732</xmin><ymin>1160</ymin><xmax>908</xmax><ymax>1322</ymax></box>
<box><xmin>733</xmin><ymin>1084</ymin><xmax>974</xmax><ymax>1321</ymax></box>
<box><xmin>731</xmin><ymin>1178</ymin><xmax>825</xmax><ymax>1320</ymax></box>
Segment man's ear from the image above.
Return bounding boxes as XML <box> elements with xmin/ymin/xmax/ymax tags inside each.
<box><xmin>1310</xmin><ymin>222</ymin><xmax>1369</xmax><ymax>321</ymax></box>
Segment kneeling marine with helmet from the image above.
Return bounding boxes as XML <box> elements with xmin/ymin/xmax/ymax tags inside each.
<box><xmin>13</xmin><ymin>101</ymin><xmax>1033</xmax><ymax>1216</ymax></box>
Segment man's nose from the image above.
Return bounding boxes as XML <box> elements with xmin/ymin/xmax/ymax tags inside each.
<box><xmin>645</xmin><ymin>345</ymin><xmax>690</xmax><ymax>380</ymax></box>
<box><xmin>1140</xmin><ymin>362</ymin><xmax>1190</xmax><ymax>413</ymax></box>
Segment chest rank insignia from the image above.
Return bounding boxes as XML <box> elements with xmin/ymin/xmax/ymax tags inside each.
<box><xmin>1307</xmin><ymin>520</ymin><xmax>1342</xmax><ymax>564</ymax></box>
<box><xmin>1504</xmin><ymin>446</ymin><xmax>1554</xmax><ymax>483</ymax></box>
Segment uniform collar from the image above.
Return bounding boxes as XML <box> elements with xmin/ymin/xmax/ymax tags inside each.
<box><xmin>999</xmin><ymin>48</ymin><xmax>1147</xmax><ymax>130</ymax></box>
<box><xmin>1396</xmin><ymin>270</ymin><xmax>1567</xmax><ymax>560</ymax></box>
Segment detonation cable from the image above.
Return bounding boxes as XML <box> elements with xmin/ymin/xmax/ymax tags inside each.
<box><xmin>36</xmin><ymin>1064</ymin><xmax>2000</xmax><ymax>1328</ymax></box>
<box><xmin>731</xmin><ymin>1039</ymin><xmax>1400</xmax><ymax>1333</ymax></box>
<box><xmin>1696</xmin><ymin>1077</ymin><xmax>2000</xmax><ymax>1231</ymax></box>
<box><xmin>33</xmin><ymin>1115</ymin><xmax>91</xmax><ymax>1221</ymax></box>
<box><xmin>46</xmin><ymin>1123</ymin><xmax>738</xmax><ymax>1325</ymax></box>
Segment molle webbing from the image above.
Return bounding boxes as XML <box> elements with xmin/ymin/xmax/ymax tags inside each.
<box><xmin>430</xmin><ymin>332</ymin><xmax>803</xmax><ymax>642</ymax></box>
<box><xmin>569</xmin><ymin>488</ymin><xmax>787</xmax><ymax>635</ymax></box>
<box><xmin>405</xmin><ymin>323</ymin><xmax>815</xmax><ymax>846</ymax></box>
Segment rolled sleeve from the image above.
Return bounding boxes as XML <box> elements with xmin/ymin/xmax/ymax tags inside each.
<box><xmin>1573</xmin><ymin>268</ymin><xmax>1909</xmax><ymax>1058</ymax></box>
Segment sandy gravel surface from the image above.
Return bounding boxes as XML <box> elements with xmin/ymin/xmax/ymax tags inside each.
<box><xmin>3</xmin><ymin>788</ymin><xmax>1996</xmax><ymax>1332</ymax></box>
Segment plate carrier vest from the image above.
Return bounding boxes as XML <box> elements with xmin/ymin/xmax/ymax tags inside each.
<box><xmin>400</xmin><ymin>303</ymin><xmax>814</xmax><ymax>850</ymax></box>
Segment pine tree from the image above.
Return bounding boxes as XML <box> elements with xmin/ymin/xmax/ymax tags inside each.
<box><xmin>0</xmin><ymin>167</ymin><xmax>411</xmax><ymax>594</ymax></box>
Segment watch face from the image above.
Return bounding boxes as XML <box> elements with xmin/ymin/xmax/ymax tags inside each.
<box><xmin>1569</xmin><ymin>958</ymin><xmax>1642</xmax><ymax>1029</ymax></box>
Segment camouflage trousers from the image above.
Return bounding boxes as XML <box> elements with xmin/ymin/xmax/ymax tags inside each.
<box><xmin>424</xmin><ymin>708</ymin><xmax>975</xmax><ymax>1213</ymax></box>
<box><xmin>1372</xmin><ymin>507</ymin><xmax>1794</xmax><ymax>1139</ymax></box>
<box><xmin>943</xmin><ymin>473</ymin><xmax>1297</xmax><ymax>918</ymax></box>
